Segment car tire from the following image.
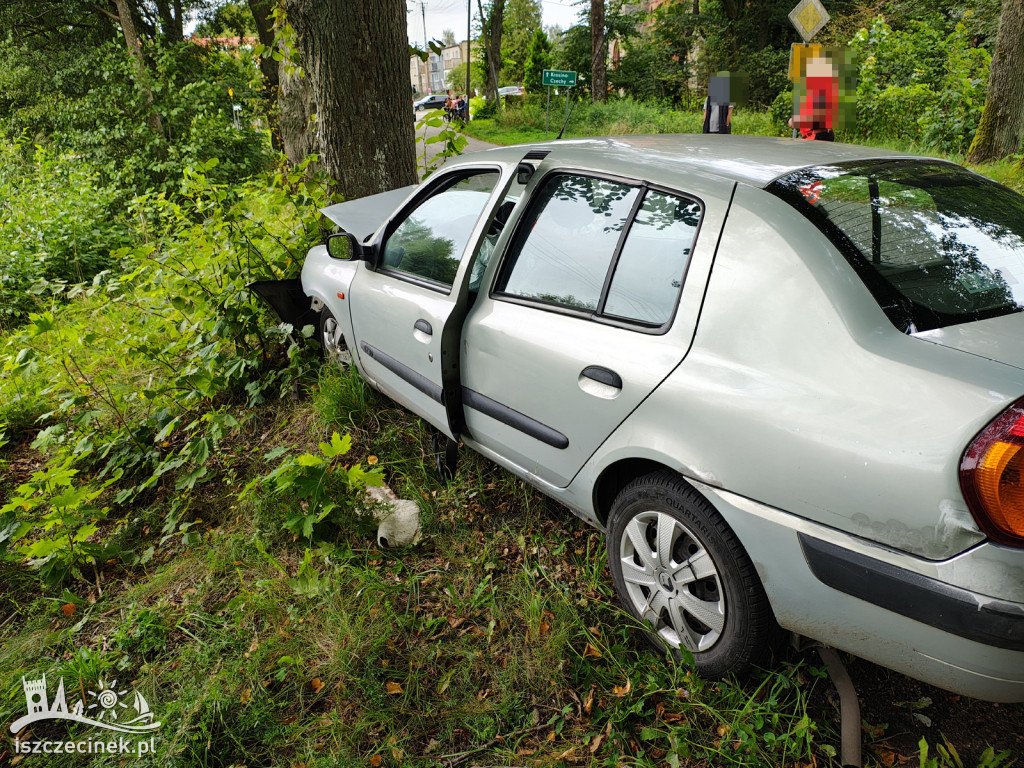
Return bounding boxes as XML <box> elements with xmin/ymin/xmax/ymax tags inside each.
<box><xmin>607</xmin><ymin>471</ymin><xmax>777</xmax><ymax>679</ymax></box>
<box><xmin>319</xmin><ymin>307</ymin><xmax>351</xmax><ymax>367</ymax></box>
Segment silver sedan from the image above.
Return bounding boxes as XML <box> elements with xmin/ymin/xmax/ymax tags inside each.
<box><xmin>263</xmin><ymin>135</ymin><xmax>1024</xmax><ymax>702</ymax></box>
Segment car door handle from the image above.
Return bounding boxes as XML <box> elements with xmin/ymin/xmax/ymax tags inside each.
<box><xmin>581</xmin><ymin>366</ymin><xmax>622</xmax><ymax>390</ymax></box>
<box><xmin>414</xmin><ymin>319</ymin><xmax>433</xmax><ymax>336</ymax></box>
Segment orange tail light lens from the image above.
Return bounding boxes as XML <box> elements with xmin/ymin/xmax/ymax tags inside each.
<box><xmin>960</xmin><ymin>400</ymin><xmax>1024</xmax><ymax>547</ymax></box>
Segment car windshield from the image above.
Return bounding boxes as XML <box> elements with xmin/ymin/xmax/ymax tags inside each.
<box><xmin>768</xmin><ymin>160</ymin><xmax>1024</xmax><ymax>332</ymax></box>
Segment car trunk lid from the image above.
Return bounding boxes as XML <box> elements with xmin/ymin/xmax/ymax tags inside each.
<box><xmin>915</xmin><ymin>312</ymin><xmax>1024</xmax><ymax>371</ymax></box>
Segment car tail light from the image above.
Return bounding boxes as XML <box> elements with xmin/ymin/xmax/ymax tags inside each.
<box><xmin>960</xmin><ymin>399</ymin><xmax>1024</xmax><ymax>547</ymax></box>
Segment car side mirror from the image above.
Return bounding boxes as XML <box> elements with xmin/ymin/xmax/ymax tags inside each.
<box><xmin>326</xmin><ymin>232</ymin><xmax>365</xmax><ymax>261</ymax></box>
<box><xmin>516</xmin><ymin>162</ymin><xmax>534</xmax><ymax>186</ymax></box>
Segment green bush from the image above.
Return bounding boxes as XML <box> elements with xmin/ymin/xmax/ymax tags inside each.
<box><xmin>851</xmin><ymin>16</ymin><xmax>990</xmax><ymax>154</ymax></box>
<box><xmin>0</xmin><ymin>142</ymin><xmax>132</xmax><ymax>330</ymax></box>
<box><xmin>1</xmin><ymin>39</ymin><xmax>271</xmax><ymax>197</ymax></box>
<box><xmin>0</xmin><ymin>155</ymin><xmax>333</xmax><ymax>585</ymax></box>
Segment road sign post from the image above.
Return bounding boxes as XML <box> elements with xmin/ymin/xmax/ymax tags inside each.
<box><xmin>543</xmin><ymin>70</ymin><xmax>577</xmax><ymax>135</ymax></box>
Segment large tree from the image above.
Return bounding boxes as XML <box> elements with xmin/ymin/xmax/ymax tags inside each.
<box><xmin>522</xmin><ymin>27</ymin><xmax>551</xmax><ymax>94</ymax></box>
<box><xmin>501</xmin><ymin>0</ymin><xmax>541</xmax><ymax>83</ymax></box>
<box><xmin>590</xmin><ymin>0</ymin><xmax>605</xmax><ymax>102</ymax></box>
<box><xmin>477</xmin><ymin>0</ymin><xmax>506</xmax><ymax>103</ymax></box>
<box><xmin>967</xmin><ymin>0</ymin><xmax>1024</xmax><ymax>163</ymax></box>
<box><xmin>282</xmin><ymin>0</ymin><xmax>416</xmax><ymax>198</ymax></box>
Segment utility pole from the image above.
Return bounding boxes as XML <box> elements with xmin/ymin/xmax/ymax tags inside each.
<box><xmin>419</xmin><ymin>0</ymin><xmax>427</xmax><ymax>50</ymax></box>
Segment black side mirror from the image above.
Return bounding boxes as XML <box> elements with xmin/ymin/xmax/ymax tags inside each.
<box><xmin>326</xmin><ymin>232</ymin><xmax>362</xmax><ymax>261</ymax></box>
<box><xmin>516</xmin><ymin>162</ymin><xmax>534</xmax><ymax>186</ymax></box>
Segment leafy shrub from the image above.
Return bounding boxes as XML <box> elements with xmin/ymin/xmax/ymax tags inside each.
<box><xmin>851</xmin><ymin>16</ymin><xmax>990</xmax><ymax>153</ymax></box>
<box><xmin>244</xmin><ymin>431</ymin><xmax>382</xmax><ymax>540</ymax></box>
<box><xmin>475</xmin><ymin>98</ymin><xmax>498</xmax><ymax>120</ymax></box>
<box><xmin>0</xmin><ymin>142</ymin><xmax>132</xmax><ymax>330</ymax></box>
<box><xmin>1</xmin><ymin>155</ymin><xmax>333</xmax><ymax>584</ymax></box>
<box><xmin>2</xmin><ymin>39</ymin><xmax>270</xmax><ymax>197</ymax></box>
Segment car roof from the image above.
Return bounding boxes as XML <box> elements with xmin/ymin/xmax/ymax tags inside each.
<box><xmin>464</xmin><ymin>134</ymin><xmax>938</xmax><ymax>189</ymax></box>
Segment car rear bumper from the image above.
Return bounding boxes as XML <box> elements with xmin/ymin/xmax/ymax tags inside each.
<box><xmin>695</xmin><ymin>480</ymin><xmax>1024</xmax><ymax>702</ymax></box>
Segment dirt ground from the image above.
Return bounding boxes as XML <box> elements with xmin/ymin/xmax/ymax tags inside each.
<box><xmin>807</xmin><ymin>651</ymin><xmax>1023</xmax><ymax>765</ymax></box>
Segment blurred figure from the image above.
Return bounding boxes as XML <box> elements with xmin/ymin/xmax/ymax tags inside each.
<box><xmin>788</xmin><ymin>46</ymin><xmax>857</xmax><ymax>141</ymax></box>
<box><xmin>703</xmin><ymin>71</ymin><xmax>749</xmax><ymax>135</ymax></box>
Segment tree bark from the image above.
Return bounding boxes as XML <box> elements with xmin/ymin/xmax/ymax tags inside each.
<box><xmin>591</xmin><ymin>0</ymin><xmax>606</xmax><ymax>102</ymax></box>
<box><xmin>283</xmin><ymin>0</ymin><xmax>416</xmax><ymax>198</ymax></box>
<box><xmin>967</xmin><ymin>0</ymin><xmax>1024</xmax><ymax>164</ymax></box>
<box><xmin>278</xmin><ymin>62</ymin><xmax>317</xmax><ymax>166</ymax></box>
<box><xmin>477</xmin><ymin>0</ymin><xmax>505</xmax><ymax>105</ymax></box>
<box><xmin>111</xmin><ymin>0</ymin><xmax>163</xmax><ymax>134</ymax></box>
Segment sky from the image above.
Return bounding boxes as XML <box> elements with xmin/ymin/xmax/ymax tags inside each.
<box><xmin>405</xmin><ymin>0</ymin><xmax>582</xmax><ymax>48</ymax></box>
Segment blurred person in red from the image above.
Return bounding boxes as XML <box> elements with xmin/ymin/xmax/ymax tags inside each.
<box><xmin>788</xmin><ymin>54</ymin><xmax>837</xmax><ymax>141</ymax></box>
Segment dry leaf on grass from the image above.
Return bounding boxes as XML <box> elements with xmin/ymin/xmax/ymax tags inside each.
<box><xmin>311</xmin><ymin>678</ymin><xmax>325</xmax><ymax>693</ymax></box>
<box><xmin>385</xmin><ymin>682</ymin><xmax>403</xmax><ymax>695</ymax></box>
<box><xmin>583</xmin><ymin>643</ymin><xmax>603</xmax><ymax>659</ymax></box>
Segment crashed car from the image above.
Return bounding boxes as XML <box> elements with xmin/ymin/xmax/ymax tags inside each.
<box><xmin>258</xmin><ymin>135</ymin><xmax>1024</xmax><ymax>701</ymax></box>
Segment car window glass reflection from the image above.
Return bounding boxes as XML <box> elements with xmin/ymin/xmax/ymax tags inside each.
<box><xmin>772</xmin><ymin>162</ymin><xmax>1024</xmax><ymax>331</ymax></box>
<box><xmin>383</xmin><ymin>172</ymin><xmax>500</xmax><ymax>287</ymax></box>
<box><xmin>604</xmin><ymin>192</ymin><xmax>701</xmax><ymax>325</ymax></box>
<box><xmin>497</xmin><ymin>174</ymin><xmax>639</xmax><ymax>311</ymax></box>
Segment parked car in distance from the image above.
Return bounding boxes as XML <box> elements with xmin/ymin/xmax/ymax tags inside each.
<box><xmin>260</xmin><ymin>135</ymin><xmax>1024</xmax><ymax>703</ymax></box>
<box><xmin>498</xmin><ymin>85</ymin><xmax>525</xmax><ymax>98</ymax></box>
<box><xmin>414</xmin><ymin>93</ymin><xmax>447</xmax><ymax>111</ymax></box>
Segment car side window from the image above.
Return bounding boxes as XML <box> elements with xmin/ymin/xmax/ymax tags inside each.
<box><xmin>495</xmin><ymin>172</ymin><xmax>701</xmax><ymax>329</ymax></box>
<box><xmin>495</xmin><ymin>174</ymin><xmax>640</xmax><ymax>311</ymax></box>
<box><xmin>603</xmin><ymin>191</ymin><xmax>701</xmax><ymax>324</ymax></box>
<box><xmin>382</xmin><ymin>171</ymin><xmax>500</xmax><ymax>288</ymax></box>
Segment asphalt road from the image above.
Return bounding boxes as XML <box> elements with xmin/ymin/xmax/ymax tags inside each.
<box><xmin>412</xmin><ymin>110</ymin><xmax>496</xmax><ymax>176</ymax></box>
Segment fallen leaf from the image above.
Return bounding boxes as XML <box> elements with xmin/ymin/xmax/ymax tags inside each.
<box><xmin>240</xmin><ymin>688</ymin><xmax>252</xmax><ymax>704</ymax></box>
<box><xmin>716</xmin><ymin>724</ymin><xmax>731</xmax><ymax>737</ymax></box>
<box><xmin>613</xmin><ymin>679</ymin><xmax>632</xmax><ymax>697</ymax></box>
<box><xmin>369</xmin><ymin>756</ymin><xmax>383</xmax><ymax>767</ymax></box>
<box><xmin>539</xmin><ymin>620</ymin><xmax>550</xmax><ymax>635</ymax></box>
<box><xmin>583</xmin><ymin>684</ymin><xmax>596</xmax><ymax>715</ymax></box>
<box><xmin>61</xmin><ymin>603</ymin><xmax>75</xmax><ymax>617</ymax></box>
<box><xmin>386</xmin><ymin>682</ymin><xmax>403</xmax><ymax>695</ymax></box>
<box><xmin>311</xmin><ymin>678</ymin><xmax>325</xmax><ymax>693</ymax></box>
<box><xmin>367</xmin><ymin>455</ymin><xmax>378</xmax><ymax>466</ymax></box>
<box><xmin>583</xmin><ymin>643</ymin><xmax>603</xmax><ymax>659</ymax></box>
<box><xmin>281</xmin><ymin>714</ymin><xmax>298</xmax><ymax>725</ymax></box>
<box><xmin>877</xmin><ymin>750</ymin><xmax>896</xmax><ymax>768</ymax></box>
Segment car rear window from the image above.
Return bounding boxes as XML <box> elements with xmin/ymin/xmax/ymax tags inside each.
<box><xmin>768</xmin><ymin>160</ymin><xmax>1024</xmax><ymax>332</ymax></box>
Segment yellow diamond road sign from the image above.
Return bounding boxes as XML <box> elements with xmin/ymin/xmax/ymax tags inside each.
<box><xmin>789</xmin><ymin>0</ymin><xmax>829</xmax><ymax>42</ymax></box>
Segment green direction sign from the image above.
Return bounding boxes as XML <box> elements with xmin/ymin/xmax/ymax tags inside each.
<box><xmin>542</xmin><ymin>69</ymin><xmax>577</xmax><ymax>88</ymax></box>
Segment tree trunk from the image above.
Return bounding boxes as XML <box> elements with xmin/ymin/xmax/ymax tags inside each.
<box><xmin>967</xmin><ymin>0</ymin><xmax>1024</xmax><ymax>164</ymax></box>
<box><xmin>246</xmin><ymin>0</ymin><xmax>283</xmax><ymax>151</ymax></box>
<box><xmin>283</xmin><ymin>0</ymin><xmax>416</xmax><ymax>198</ymax></box>
<box><xmin>278</xmin><ymin>61</ymin><xmax>317</xmax><ymax>167</ymax></box>
<box><xmin>477</xmin><ymin>0</ymin><xmax>505</xmax><ymax>105</ymax></box>
<box><xmin>591</xmin><ymin>0</ymin><xmax>606</xmax><ymax>102</ymax></box>
<box><xmin>112</xmin><ymin>0</ymin><xmax>163</xmax><ymax>134</ymax></box>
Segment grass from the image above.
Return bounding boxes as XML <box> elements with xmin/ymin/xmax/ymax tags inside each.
<box><xmin>0</xmin><ymin>364</ymin><xmax>843</xmax><ymax>767</ymax></box>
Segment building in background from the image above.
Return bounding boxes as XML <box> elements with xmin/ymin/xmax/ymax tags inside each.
<box><xmin>410</xmin><ymin>40</ymin><xmax>474</xmax><ymax>97</ymax></box>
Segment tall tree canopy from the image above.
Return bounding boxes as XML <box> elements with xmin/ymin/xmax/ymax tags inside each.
<box><xmin>501</xmin><ymin>0</ymin><xmax>541</xmax><ymax>84</ymax></box>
